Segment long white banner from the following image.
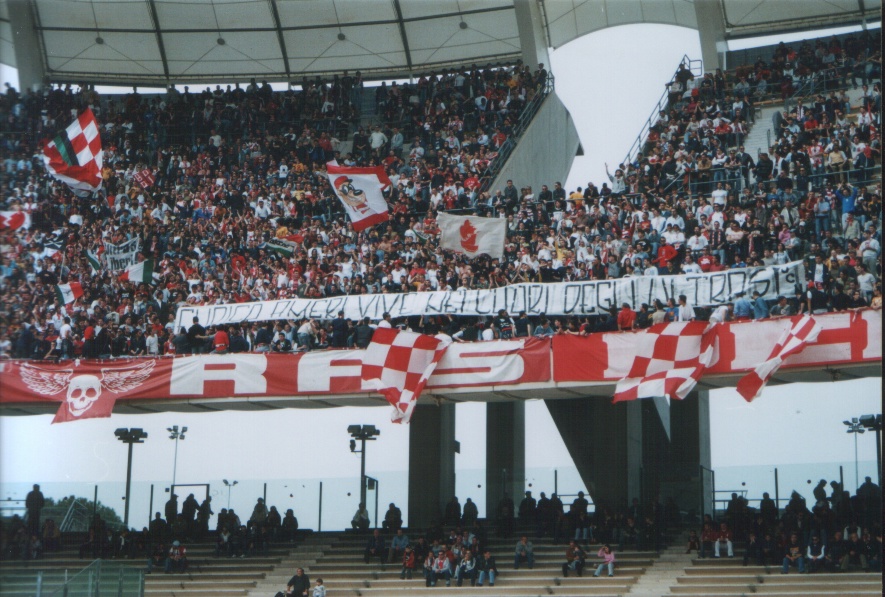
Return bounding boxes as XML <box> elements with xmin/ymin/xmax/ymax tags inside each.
<box><xmin>174</xmin><ymin>262</ymin><xmax>805</xmax><ymax>329</ymax></box>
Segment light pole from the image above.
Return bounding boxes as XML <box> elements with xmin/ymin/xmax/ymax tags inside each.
<box><xmin>114</xmin><ymin>428</ymin><xmax>148</xmax><ymax>529</ymax></box>
<box><xmin>167</xmin><ymin>425</ymin><xmax>187</xmax><ymax>491</ymax></box>
<box><xmin>223</xmin><ymin>479</ymin><xmax>238</xmax><ymax>509</ymax></box>
<box><xmin>843</xmin><ymin>418</ymin><xmax>864</xmax><ymax>491</ymax></box>
<box><xmin>348</xmin><ymin>425</ymin><xmax>380</xmax><ymax>511</ymax></box>
<box><xmin>858</xmin><ymin>414</ymin><xmax>882</xmax><ymax>487</ymax></box>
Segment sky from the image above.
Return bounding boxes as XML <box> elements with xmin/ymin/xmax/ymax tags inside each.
<box><xmin>0</xmin><ymin>22</ymin><xmax>881</xmax><ymax>531</ymax></box>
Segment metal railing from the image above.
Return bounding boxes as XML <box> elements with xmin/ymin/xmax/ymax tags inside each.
<box><xmin>18</xmin><ymin>559</ymin><xmax>146</xmax><ymax>597</ymax></box>
<box><xmin>621</xmin><ymin>55</ymin><xmax>704</xmax><ymax>168</ymax></box>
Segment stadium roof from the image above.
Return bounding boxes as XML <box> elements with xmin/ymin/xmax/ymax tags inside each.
<box><xmin>2</xmin><ymin>0</ymin><xmax>880</xmax><ymax>86</ymax></box>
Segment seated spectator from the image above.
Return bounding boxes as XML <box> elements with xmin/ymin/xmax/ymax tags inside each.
<box><xmin>456</xmin><ymin>550</ymin><xmax>478</xmax><ymax>587</ymax></box>
<box><xmin>806</xmin><ymin>534</ymin><xmax>827</xmax><ymax>572</ymax></box>
<box><xmin>364</xmin><ymin>529</ymin><xmax>386</xmax><ymax>567</ymax></box>
<box><xmin>714</xmin><ymin>522</ymin><xmax>734</xmax><ymax>558</ymax></box>
<box><xmin>562</xmin><ymin>540</ymin><xmax>586</xmax><ymax>577</ymax></box>
<box><xmin>513</xmin><ymin>535</ymin><xmax>534</xmax><ymax>569</ymax></box>
<box><xmin>383</xmin><ymin>502</ymin><xmax>403</xmax><ymax>532</ymax></box>
<box><xmin>781</xmin><ymin>533</ymin><xmax>806</xmax><ymax>574</ymax></box>
<box><xmin>164</xmin><ymin>540</ymin><xmax>188</xmax><ymax>573</ymax></box>
<box><xmin>477</xmin><ymin>549</ymin><xmax>498</xmax><ymax>586</ymax></box>
<box><xmin>841</xmin><ymin>531</ymin><xmax>869</xmax><ymax>571</ymax></box>
<box><xmin>430</xmin><ymin>549</ymin><xmax>453</xmax><ymax>587</ymax></box>
<box><xmin>388</xmin><ymin>528</ymin><xmax>409</xmax><ymax>564</ymax></box>
<box><xmin>593</xmin><ymin>544</ymin><xmax>616</xmax><ymax>577</ymax></box>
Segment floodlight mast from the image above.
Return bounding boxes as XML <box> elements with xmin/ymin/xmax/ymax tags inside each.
<box><xmin>348</xmin><ymin>425</ymin><xmax>380</xmax><ymax>512</ymax></box>
<box><xmin>115</xmin><ymin>428</ymin><xmax>148</xmax><ymax>528</ymax></box>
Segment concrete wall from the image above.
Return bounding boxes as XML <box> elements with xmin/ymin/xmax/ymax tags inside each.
<box><xmin>489</xmin><ymin>91</ymin><xmax>581</xmax><ymax>196</ymax></box>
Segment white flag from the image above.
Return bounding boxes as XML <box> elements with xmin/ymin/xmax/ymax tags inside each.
<box><xmin>326</xmin><ymin>163</ymin><xmax>390</xmax><ymax>231</ymax></box>
<box><xmin>438</xmin><ymin>212</ymin><xmax>506</xmax><ymax>260</ymax></box>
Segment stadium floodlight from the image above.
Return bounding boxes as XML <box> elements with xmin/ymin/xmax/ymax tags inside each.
<box><xmin>348</xmin><ymin>425</ymin><xmax>381</xmax><ymax>511</ymax></box>
<box><xmin>843</xmin><ymin>418</ymin><xmax>865</xmax><ymax>491</ymax></box>
<box><xmin>114</xmin><ymin>428</ymin><xmax>148</xmax><ymax>528</ymax></box>
<box><xmin>167</xmin><ymin>425</ymin><xmax>188</xmax><ymax>489</ymax></box>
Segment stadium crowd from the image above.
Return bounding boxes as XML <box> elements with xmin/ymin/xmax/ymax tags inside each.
<box><xmin>0</xmin><ymin>32</ymin><xmax>881</xmax><ymax>360</ymax></box>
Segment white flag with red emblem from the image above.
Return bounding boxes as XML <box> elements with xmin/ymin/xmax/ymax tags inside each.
<box><xmin>437</xmin><ymin>212</ymin><xmax>506</xmax><ymax>260</ymax></box>
<box><xmin>326</xmin><ymin>163</ymin><xmax>390</xmax><ymax>231</ymax></box>
<box><xmin>736</xmin><ymin>315</ymin><xmax>822</xmax><ymax>402</ymax></box>
<box><xmin>42</xmin><ymin>109</ymin><xmax>103</xmax><ymax>196</ymax></box>
<box><xmin>612</xmin><ymin>321</ymin><xmax>716</xmax><ymax>402</ymax></box>
<box><xmin>361</xmin><ymin>327</ymin><xmax>450</xmax><ymax>424</ymax></box>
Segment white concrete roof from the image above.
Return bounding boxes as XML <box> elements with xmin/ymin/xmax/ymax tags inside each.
<box><xmin>2</xmin><ymin>0</ymin><xmax>880</xmax><ymax>84</ymax></box>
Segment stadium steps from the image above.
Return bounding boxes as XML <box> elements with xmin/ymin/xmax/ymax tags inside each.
<box><xmin>244</xmin><ymin>533</ymin><xmax>332</xmax><ymax>597</ymax></box>
<box><xmin>268</xmin><ymin>528</ymin><xmax>664</xmax><ymax>597</ymax></box>
<box><xmin>745</xmin><ymin>86</ymin><xmax>870</xmax><ymax>158</ymax></box>
<box><xmin>659</xmin><ymin>553</ymin><xmax>882</xmax><ymax>596</ymax></box>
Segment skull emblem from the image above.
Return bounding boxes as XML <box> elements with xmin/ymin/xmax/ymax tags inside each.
<box><xmin>66</xmin><ymin>375</ymin><xmax>102</xmax><ymax>417</ymax></box>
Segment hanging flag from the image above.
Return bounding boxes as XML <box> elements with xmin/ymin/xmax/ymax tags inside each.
<box><xmin>0</xmin><ymin>211</ymin><xmax>31</xmax><ymax>231</ymax></box>
<box><xmin>612</xmin><ymin>321</ymin><xmax>716</xmax><ymax>402</ymax></box>
<box><xmin>132</xmin><ymin>168</ymin><xmax>156</xmax><ymax>189</ymax></box>
<box><xmin>119</xmin><ymin>259</ymin><xmax>156</xmax><ymax>284</ymax></box>
<box><xmin>326</xmin><ymin>163</ymin><xmax>390</xmax><ymax>231</ymax></box>
<box><xmin>361</xmin><ymin>327</ymin><xmax>450</xmax><ymax>424</ymax></box>
<box><xmin>42</xmin><ymin>108</ymin><xmax>103</xmax><ymax>196</ymax></box>
<box><xmin>85</xmin><ymin>249</ymin><xmax>102</xmax><ymax>274</ymax></box>
<box><xmin>437</xmin><ymin>212</ymin><xmax>506</xmax><ymax>260</ymax></box>
<box><xmin>55</xmin><ymin>282</ymin><xmax>84</xmax><ymax>305</ymax></box>
<box><xmin>736</xmin><ymin>315</ymin><xmax>823</xmax><ymax>401</ymax></box>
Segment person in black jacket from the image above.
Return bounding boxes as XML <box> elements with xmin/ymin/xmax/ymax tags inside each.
<box><xmin>354</xmin><ymin>317</ymin><xmax>374</xmax><ymax>348</ymax></box>
<box><xmin>364</xmin><ymin>529</ymin><xmax>386</xmax><ymax>567</ymax></box>
<box><xmin>331</xmin><ymin>311</ymin><xmax>348</xmax><ymax>348</ymax></box>
<box><xmin>477</xmin><ymin>549</ymin><xmax>497</xmax><ymax>586</ymax></box>
<box><xmin>282</xmin><ymin>567</ymin><xmax>310</xmax><ymax>597</ymax></box>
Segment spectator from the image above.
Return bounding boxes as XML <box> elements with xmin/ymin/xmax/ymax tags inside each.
<box><xmin>593</xmin><ymin>544</ymin><xmax>616</xmax><ymax>577</ymax></box>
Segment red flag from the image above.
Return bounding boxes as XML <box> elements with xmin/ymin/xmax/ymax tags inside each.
<box><xmin>133</xmin><ymin>168</ymin><xmax>156</xmax><ymax>189</ymax></box>
<box><xmin>0</xmin><ymin>211</ymin><xmax>31</xmax><ymax>230</ymax></box>
<box><xmin>737</xmin><ymin>315</ymin><xmax>822</xmax><ymax>401</ymax></box>
<box><xmin>612</xmin><ymin>321</ymin><xmax>716</xmax><ymax>402</ymax></box>
<box><xmin>361</xmin><ymin>328</ymin><xmax>450</xmax><ymax>423</ymax></box>
<box><xmin>17</xmin><ymin>361</ymin><xmax>154</xmax><ymax>424</ymax></box>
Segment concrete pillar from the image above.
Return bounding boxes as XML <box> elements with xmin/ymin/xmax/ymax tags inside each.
<box><xmin>486</xmin><ymin>402</ymin><xmax>525</xmax><ymax>518</ymax></box>
<box><xmin>545</xmin><ymin>391</ymin><xmax>711</xmax><ymax>516</ymax></box>
<box><xmin>693</xmin><ymin>0</ymin><xmax>727</xmax><ymax>72</ymax></box>
<box><xmin>408</xmin><ymin>403</ymin><xmax>456</xmax><ymax>529</ymax></box>
<box><xmin>512</xmin><ymin>0</ymin><xmax>549</xmax><ymax>72</ymax></box>
<box><xmin>8</xmin><ymin>0</ymin><xmax>46</xmax><ymax>92</ymax></box>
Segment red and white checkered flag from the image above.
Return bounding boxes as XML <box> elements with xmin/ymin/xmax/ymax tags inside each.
<box><xmin>736</xmin><ymin>315</ymin><xmax>822</xmax><ymax>402</ymax></box>
<box><xmin>42</xmin><ymin>108</ymin><xmax>103</xmax><ymax>196</ymax></box>
<box><xmin>613</xmin><ymin>321</ymin><xmax>716</xmax><ymax>402</ymax></box>
<box><xmin>361</xmin><ymin>327</ymin><xmax>450</xmax><ymax>424</ymax></box>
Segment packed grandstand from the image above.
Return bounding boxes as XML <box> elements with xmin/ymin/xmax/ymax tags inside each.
<box><xmin>0</xmin><ymin>31</ymin><xmax>880</xmax><ymax>363</ymax></box>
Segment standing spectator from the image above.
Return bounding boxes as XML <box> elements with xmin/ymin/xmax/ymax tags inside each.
<box><xmin>25</xmin><ymin>484</ymin><xmax>44</xmax><ymax>535</ymax></box>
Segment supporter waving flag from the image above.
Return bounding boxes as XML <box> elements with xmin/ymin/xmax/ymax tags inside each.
<box><xmin>326</xmin><ymin>162</ymin><xmax>390</xmax><ymax>231</ymax></box>
<box><xmin>361</xmin><ymin>327</ymin><xmax>451</xmax><ymax>424</ymax></box>
<box><xmin>42</xmin><ymin>108</ymin><xmax>103</xmax><ymax>196</ymax></box>
<box><xmin>737</xmin><ymin>315</ymin><xmax>822</xmax><ymax>402</ymax></box>
<box><xmin>613</xmin><ymin>321</ymin><xmax>716</xmax><ymax>402</ymax></box>
<box><xmin>55</xmin><ymin>282</ymin><xmax>84</xmax><ymax>305</ymax></box>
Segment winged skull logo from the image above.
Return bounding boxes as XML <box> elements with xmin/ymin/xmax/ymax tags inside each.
<box><xmin>20</xmin><ymin>361</ymin><xmax>155</xmax><ymax>417</ymax></box>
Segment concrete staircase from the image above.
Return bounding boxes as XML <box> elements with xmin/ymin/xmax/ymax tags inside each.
<box><xmin>245</xmin><ymin>533</ymin><xmax>332</xmax><ymax>597</ymax></box>
<box><xmin>626</xmin><ymin>544</ymin><xmax>694</xmax><ymax>596</ymax></box>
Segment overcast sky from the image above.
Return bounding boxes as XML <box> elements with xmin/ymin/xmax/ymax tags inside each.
<box><xmin>1</xmin><ymin>23</ymin><xmax>881</xmax><ymax>530</ymax></box>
